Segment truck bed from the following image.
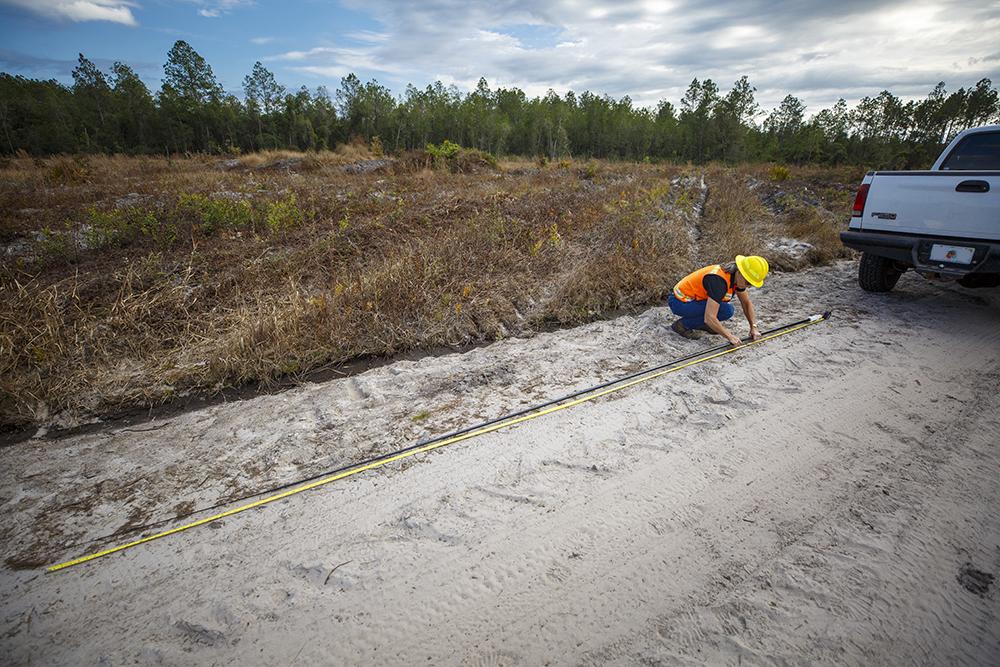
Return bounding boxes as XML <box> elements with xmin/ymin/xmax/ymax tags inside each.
<box><xmin>851</xmin><ymin>171</ymin><xmax>999</xmax><ymax>241</ymax></box>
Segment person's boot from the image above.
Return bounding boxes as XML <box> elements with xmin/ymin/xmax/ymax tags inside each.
<box><xmin>671</xmin><ymin>319</ymin><xmax>703</xmax><ymax>339</ymax></box>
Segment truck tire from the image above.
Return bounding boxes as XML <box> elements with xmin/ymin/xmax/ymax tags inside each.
<box><xmin>858</xmin><ymin>252</ymin><xmax>903</xmax><ymax>292</ymax></box>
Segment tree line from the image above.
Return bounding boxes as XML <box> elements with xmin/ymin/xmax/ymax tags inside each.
<box><xmin>1</xmin><ymin>40</ymin><xmax>998</xmax><ymax>167</ymax></box>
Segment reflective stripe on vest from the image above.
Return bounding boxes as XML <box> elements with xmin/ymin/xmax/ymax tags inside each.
<box><xmin>672</xmin><ymin>264</ymin><xmax>735</xmax><ymax>302</ymax></box>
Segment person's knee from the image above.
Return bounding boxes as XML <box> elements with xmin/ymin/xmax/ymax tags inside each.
<box><xmin>718</xmin><ymin>302</ymin><xmax>735</xmax><ymax>321</ymax></box>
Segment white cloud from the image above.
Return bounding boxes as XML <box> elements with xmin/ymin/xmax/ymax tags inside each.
<box><xmin>271</xmin><ymin>45</ymin><xmax>404</xmax><ymax>77</ymax></box>
<box><xmin>277</xmin><ymin>0</ymin><xmax>1000</xmax><ymax>113</ymax></box>
<box><xmin>192</xmin><ymin>0</ymin><xmax>250</xmax><ymax>18</ymax></box>
<box><xmin>345</xmin><ymin>30</ymin><xmax>389</xmax><ymax>43</ymax></box>
<box><xmin>0</xmin><ymin>0</ymin><xmax>138</xmax><ymax>25</ymax></box>
<box><xmin>250</xmin><ymin>36</ymin><xmax>274</xmax><ymax>44</ymax></box>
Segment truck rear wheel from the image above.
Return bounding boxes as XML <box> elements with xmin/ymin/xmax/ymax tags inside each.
<box><xmin>858</xmin><ymin>252</ymin><xmax>904</xmax><ymax>292</ymax></box>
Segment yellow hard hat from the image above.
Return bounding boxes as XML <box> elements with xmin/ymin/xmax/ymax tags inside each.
<box><xmin>735</xmin><ymin>255</ymin><xmax>769</xmax><ymax>288</ymax></box>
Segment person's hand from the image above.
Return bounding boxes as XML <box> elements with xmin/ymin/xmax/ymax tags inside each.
<box><xmin>749</xmin><ymin>324</ymin><xmax>761</xmax><ymax>341</ymax></box>
<box><xmin>726</xmin><ymin>334</ymin><xmax>743</xmax><ymax>347</ymax></box>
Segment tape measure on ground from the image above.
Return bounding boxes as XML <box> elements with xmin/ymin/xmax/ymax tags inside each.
<box><xmin>47</xmin><ymin>311</ymin><xmax>831</xmax><ymax>572</ymax></box>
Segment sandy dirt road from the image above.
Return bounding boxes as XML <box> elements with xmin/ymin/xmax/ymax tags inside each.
<box><xmin>2</xmin><ymin>260</ymin><xmax>999</xmax><ymax>665</ymax></box>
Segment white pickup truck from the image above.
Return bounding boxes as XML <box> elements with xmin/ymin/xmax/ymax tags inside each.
<box><xmin>840</xmin><ymin>124</ymin><xmax>1000</xmax><ymax>291</ymax></box>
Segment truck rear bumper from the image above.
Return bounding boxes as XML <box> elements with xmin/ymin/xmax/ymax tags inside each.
<box><xmin>840</xmin><ymin>230</ymin><xmax>1000</xmax><ymax>276</ymax></box>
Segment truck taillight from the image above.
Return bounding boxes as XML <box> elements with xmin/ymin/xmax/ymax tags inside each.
<box><xmin>852</xmin><ymin>183</ymin><xmax>870</xmax><ymax>218</ymax></box>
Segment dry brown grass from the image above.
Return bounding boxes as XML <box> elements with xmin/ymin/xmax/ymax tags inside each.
<box><xmin>232</xmin><ymin>141</ymin><xmax>376</xmax><ymax>170</ymax></box>
<box><xmin>698</xmin><ymin>166</ymin><xmax>772</xmax><ymax>264</ymax></box>
<box><xmin>0</xmin><ymin>154</ymin><xmax>857</xmax><ymax>429</ymax></box>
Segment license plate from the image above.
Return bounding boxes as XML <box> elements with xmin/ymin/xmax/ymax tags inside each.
<box><xmin>929</xmin><ymin>244</ymin><xmax>975</xmax><ymax>264</ymax></box>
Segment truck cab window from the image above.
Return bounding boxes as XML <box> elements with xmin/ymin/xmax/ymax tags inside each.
<box><xmin>940</xmin><ymin>131</ymin><xmax>1000</xmax><ymax>170</ymax></box>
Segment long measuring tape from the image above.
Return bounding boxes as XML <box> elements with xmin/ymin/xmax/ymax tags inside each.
<box><xmin>47</xmin><ymin>311</ymin><xmax>831</xmax><ymax>572</ymax></box>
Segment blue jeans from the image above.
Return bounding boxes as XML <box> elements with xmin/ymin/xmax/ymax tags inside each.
<box><xmin>668</xmin><ymin>295</ymin><xmax>734</xmax><ymax>330</ymax></box>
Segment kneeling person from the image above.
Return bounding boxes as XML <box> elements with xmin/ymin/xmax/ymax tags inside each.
<box><xmin>668</xmin><ymin>255</ymin><xmax>768</xmax><ymax>346</ymax></box>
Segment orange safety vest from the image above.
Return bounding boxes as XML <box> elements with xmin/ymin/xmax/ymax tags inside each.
<box><xmin>673</xmin><ymin>264</ymin><xmax>736</xmax><ymax>303</ymax></box>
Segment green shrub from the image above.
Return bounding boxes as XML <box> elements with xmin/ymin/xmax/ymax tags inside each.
<box><xmin>265</xmin><ymin>195</ymin><xmax>304</xmax><ymax>232</ymax></box>
<box><xmin>769</xmin><ymin>165</ymin><xmax>791</xmax><ymax>181</ymax></box>
<box><xmin>35</xmin><ymin>226</ymin><xmax>75</xmax><ymax>261</ymax></box>
<box><xmin>85</xmin><ymin>207</ymin><xmax>163</xmax><ymax>248</ymax></box>
<box><xmin>178</xmin><ymin>194</ymin><xmax>253</xmax><ymax>234</ymax></box>
<box><xmin>426</xmin><ymin>139</ymin><xmax>462</xmax><ymax>163</ymax></box>
<box><xmin>423</xmin><ymin>140</ymin><xmax>497</xmax><ymax>173</ymax></box>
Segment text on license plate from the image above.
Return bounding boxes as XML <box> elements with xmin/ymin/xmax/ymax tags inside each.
<box><xmin>929</xmin><ymin>244</ymin><xmax>975</xmax><ymax>264</ymax></box>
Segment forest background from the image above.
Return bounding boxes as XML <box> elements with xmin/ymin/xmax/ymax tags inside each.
<box><xmin>3</xmin><ymin>40</ymin><xmax>999</xmax><ymax>167</ymax></box>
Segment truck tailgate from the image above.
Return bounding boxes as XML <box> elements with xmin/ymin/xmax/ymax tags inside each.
<box><xmin>861</xmin><ymin>172</ymin><xmax>999</xmax><ymax>241</ymax></box>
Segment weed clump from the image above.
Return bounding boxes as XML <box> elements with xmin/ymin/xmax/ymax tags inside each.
<box><xmin>35</xmin><ymin>226</ymin><xmax>76</xmax><ymax>261</ymax></box>
<box><xmin>425</xmin><ymin>140</ymin><xmax>498</xmax><ymax>173</ymax></box>
<box><xmin>769</xmin><ymin>165</ymin><xmax>791</xmax><ymax>181</ymax></box>
<box><xmin>45</xmin><ymin>157</ymin><xmax>90</xmax><ymax>185</ymax></box>
<box><xmin>426</xmin><ymin>140</ymin><xmax>462</xmax><ymax>164</ymax></box>
<box><xmin>86</xmin><ymin>206</ymin><xmax>164</xmax><ymax>248</ymax></box>
<box><xmin>578</xmin><ymin>161</ymin><xmax>600</xmax><ymax>180</ymax></box>
<box><xmin>178</xmin><ymin>194</ymin><xmax>254</xmax><ymax>235</ymax></box>
<box><xmin>265</xmin><ymin>195</ymin><xmax>304</xmax><ymax>232</ymax></box>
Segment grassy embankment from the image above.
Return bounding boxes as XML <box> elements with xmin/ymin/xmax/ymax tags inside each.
<box><xmin>0</xmin><ymin>147</ymin><xmax>860</xmax><ymax>429</ymax></box>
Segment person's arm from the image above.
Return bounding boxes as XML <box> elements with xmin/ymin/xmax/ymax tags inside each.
<box><xmin>736</xmin><ymin>290</ymin><xmax>760</xmax><ymax>341</ymax></box>
<box><xmin>704</xmin><ymin>298</ymin><xmax>742</xmax><ymax>346</ymax></box>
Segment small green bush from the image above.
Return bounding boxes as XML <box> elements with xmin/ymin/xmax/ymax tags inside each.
<box><xmin>424</xmin><ymin>140</ymin><xmax>497</xmax><ymax>173</ymax></box>
<box><xmin>265</xmin><ymin>195</ymin><xmax>304</xmax><ymax>232</ymax></box>
<box><xmin>769</xmin><ymin>165</ymin><xmax>791</xmax><ymax>181</ymax></box>
<box><xmin>36</xmin><ymin>226</ymin><xmax>75</xmax><ymax>261</ymax></box>
<box><xmin>426</xmin><ymin>140</ymin><xmax>462</xmax><ymax>163</ymax></box>
<box><xmin>178</xmin><ymin>194</ymin><xmax>253</xmax><ymax>234</ymax></box>
<box><xmin>86</xmin><ymin>207</ymin><xmax>163</xmax><ymax>248</ymax></box>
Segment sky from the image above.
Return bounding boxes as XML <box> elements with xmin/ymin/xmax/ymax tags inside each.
<box><xmin>1</xmin><ymin>0</ymin><xmax>999</xmax><ymax>115</ymax></box>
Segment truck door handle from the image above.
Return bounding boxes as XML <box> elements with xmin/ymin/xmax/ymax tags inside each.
<box><xmin>956</xmin><ymin>180</ymin><xmax>989</xmax><ymax>193</ymax></box>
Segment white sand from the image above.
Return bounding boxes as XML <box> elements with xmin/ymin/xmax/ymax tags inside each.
<box><xmin>2</xmin><ymin>260</ymin><xmax>999</xmax><ymax>665</ymax></box>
